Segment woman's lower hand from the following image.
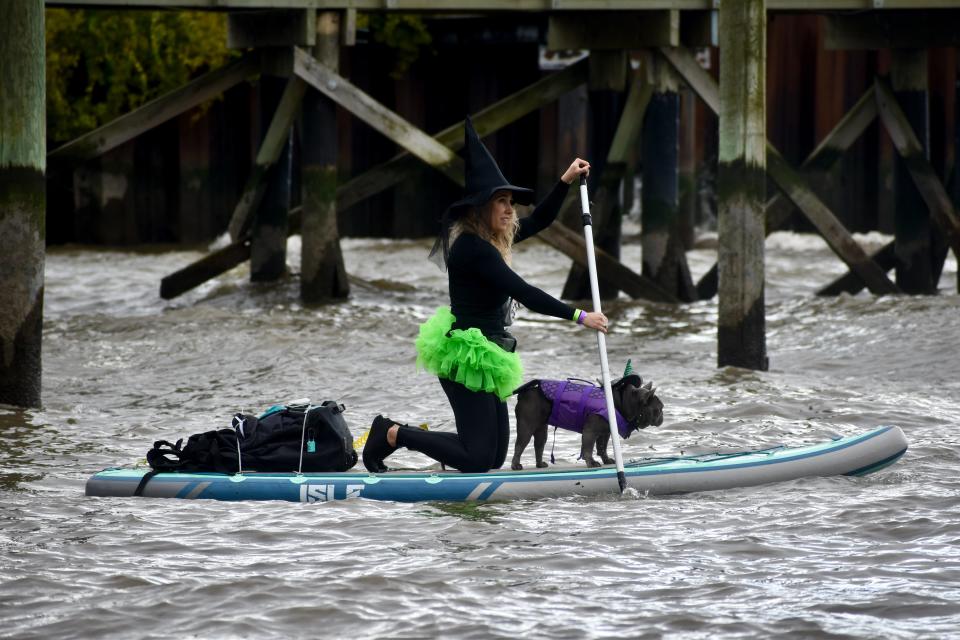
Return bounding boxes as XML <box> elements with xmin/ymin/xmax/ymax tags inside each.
<box><xmin>582</xmin><ymin>311</ymin><xmax>608</xmax><ymax>333</ymax></box>
<box><xmin>561</xmin><ymin>158</ymin><xmax>591</xmax><ymax>184</ymax></box>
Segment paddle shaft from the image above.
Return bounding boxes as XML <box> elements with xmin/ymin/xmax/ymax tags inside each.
<box><xmin>578</xmin><ymin>175</ymin><xmax>627</xmax><ymax>493</ymax></box>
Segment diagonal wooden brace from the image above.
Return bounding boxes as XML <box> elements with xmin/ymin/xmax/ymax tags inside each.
<box><xmin>818</xmin><ymin>241</ymin><xmax>896</xmax><ymax>296</ymax></box>
<box><xmin>161</xmin><ymin>56</ymin><xmax>640</xmax><ymax>300</ymax></box>
<box><xmin>822</xmin><ymin>80</ymin><xmax>960</xmax><ymax>296</ymax></box>
<box><xmin>825</xmin><ymin>79</ymin><xmax>960</xmax><ymax>296</ymax></box>
<box><xmin>227</xmin><ymin>75</ymin><xmax>307</xmax><ymax>241</ymax></box>
<box><xmin>658</xmin><ymin>46</ymin><xmax>899</xmax><ymax>296</ymax></box>
<box><xmin>294</xmin><ymin>49</ymin><xmax>666</xmax><ymax>303</ymax></box>
<box><xmin>766</xmin><ymin>145</ymin><xmax>900</xmax><ymax>294</ymax></box>
<box><xmin>293</xmin><ymin>51</ymin><xmax>658</xmax><ymax>301</ymax></box>
<box><xmin>540</xmin><ymin>224</ymin><xmax>679</xmax><ymax>303</ymax></box>
<box><xmin>293</xmin><ymin>47</ymin><xmax>465</xmax><ymax>185</ymax></box>
<box><xmin>160</xmin><ymin>59</ymin><xmax>589</xmax><ymax>300</ymax></box>
<box><xmin>332</xmin><ymin>58</ymin><xmax>588</xmax><ymax>213</ymax></box>
<box><xmin>696</xmin><ymin>83</ymin><xmax>880</xmax><ymax>298</ymax></box>
<box><xmin>874</xmin><ymin>77</ymin><xmax>960</xmax><ymax>260</ymax></box>
<box><xmin>50</xmin><ymin>52</ymin><xmax>260</xmax><ymax>164</ymax></box>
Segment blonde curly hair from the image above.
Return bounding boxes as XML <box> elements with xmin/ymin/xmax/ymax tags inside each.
<box><xmin>448</xmin><ymin>197</ymin><xmax>520</xmax><ymax>266</ymax></box>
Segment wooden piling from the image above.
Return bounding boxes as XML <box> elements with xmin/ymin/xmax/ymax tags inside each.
<box><xmin>554</xmin><ymin>83</ymin><xmax>589</xmax><ymax>234</ymax></box>
<box><xmin>955</xmin><ymin>53</ymin><xmax>960</xmax><ymax>293</ymax></box>
<box><xmin>561</xmin><ymin>54</ymin><xmax>624</xmax><ymax>301</ymax></box>
<box><xmin>251</xmin><ymin>67</ymin><xmax>295</xmax><ymax>282</ymax></box>
<box><xmin>928</xmin><ymin>48</ymin><xmax>955</xmax><ymax>286</ymax></box>
<box><xmin>876</xmin><ymin>78</ymin><xmax>960</xmax><ymax>270</ymax></box>
<box><xmin>301</xmin><ymin>12</ymin><xmax>349</xmax><ymax>302</ymax></box>
<box><xmin>71</xmin><ymin>157</ymin><xmax>100</xmax><ymax>243</ymax></box>
<box><xmin>561</xmin><ymin>68</ymin><xmax>648</xmax><ymax>300</ymax></box>
<box><xmin>178</xmin><ymin>111</ymin><xmax>214</xmax><ymax>244</ymax></box>
<box><xmin>100</xmin><ymin>143</ymin><xmax>135</xmax><ymax>244</ymax></box>
<box><xmin>0</xmin><ymin>0</ymin><xmax>45</xmax><ymax>407</ymax></box>
<box><xmin>717</xmin><ymin>0</ymin><xmax>768</xmax><ymax>370</ymax></box>
<box><xmin>891</xmin><ymin>49</ymin><xmax>935</xmax><ymax>294</ymax></box>
<box><xmin>392</xmin><ymin>62</ymin><xmax>430</xmax><ymax>238</ymax></box>
<box><xmin>678</xmin><ymin>86</ymin><xmax>697</xmax><ymax>251</ymax></box>
<box><xmin>641</xmin><ymin>57</ymin><xmax>696</xmax><ymax>302</ymax></box>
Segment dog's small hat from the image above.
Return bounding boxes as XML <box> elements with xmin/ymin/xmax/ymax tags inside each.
<box><xmin>428</xmin><ymin>116</ymin><xmax>534</xmax><ymax>268</ymax></box>
<box><xmin>614</xmin><ymin>359</ymin><xmax>642</xmax><ymax>389</ymax></box>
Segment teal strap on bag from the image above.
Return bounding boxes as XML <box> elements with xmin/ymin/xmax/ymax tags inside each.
<box><xmin>258</xmin><ymin>405</ymin><xmax>285</xmax><ymax>419</ymax></box>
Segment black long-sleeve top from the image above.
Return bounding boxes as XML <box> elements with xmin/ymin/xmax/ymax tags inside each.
<box><xmin>447</xmin><ymin>180</ymin><xmax>577</xmax><ymax>337</ymax></box>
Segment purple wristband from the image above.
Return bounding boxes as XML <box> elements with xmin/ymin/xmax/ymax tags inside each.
<box><xmin>577</xmin><ymin>310</ymin><xmax>586</xmax><ymax>325</ymax></box>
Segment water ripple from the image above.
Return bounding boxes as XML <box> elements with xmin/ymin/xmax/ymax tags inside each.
<box><xmin>1</xmin><ymin>235</ymin><xmax>958</xmax><ymax>638</ymax></box>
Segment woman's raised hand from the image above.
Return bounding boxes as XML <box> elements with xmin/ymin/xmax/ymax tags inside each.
<box><xmin>561</xmin><ymin>158</ymin><xmax>591</xmax><ymax>184</ymax></box>
<box><xmin>582</xmin><ymin>311</ymin><xmax>608</xmax><ymax>334</ymax></box>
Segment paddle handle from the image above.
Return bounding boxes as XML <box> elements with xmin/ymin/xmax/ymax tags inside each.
<box><xmin>579</xmin><ymin>176</ymin><xmax>627</xmax><ymax>493</ymax></box>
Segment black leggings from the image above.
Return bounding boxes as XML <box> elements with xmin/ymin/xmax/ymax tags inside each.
<box><xmin>397</xmin><ymin>377</ymin><xmax>509</xmax><ymax>473</ymax></box>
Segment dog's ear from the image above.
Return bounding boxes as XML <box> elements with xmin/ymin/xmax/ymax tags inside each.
<box><xmin>622</xmin><ymin>384</ymin><xmax>644</xmax><ymax>415</ymax></box>
<box><xmin>639</xmin><ymin>381</ymin><xmax>657</xmax><ymax>402</ymax></box>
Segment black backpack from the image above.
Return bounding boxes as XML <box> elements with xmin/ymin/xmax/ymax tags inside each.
<box><xmin>146</xmin><ymin>401</ymin><xmax>358</xmax><ymax>474</ymax></box>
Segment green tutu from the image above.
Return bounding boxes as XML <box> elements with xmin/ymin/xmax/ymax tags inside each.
<box><xmin>415</xmin><ymin>306</ymin><xmax>523</xmax><ymax>400</ymax></box>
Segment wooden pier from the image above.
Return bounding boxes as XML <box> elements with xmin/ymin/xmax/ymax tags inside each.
<box><xmin>2</xmin><ymin>0</ymin><xmax>960</xmax><ymax>407</ymax></box>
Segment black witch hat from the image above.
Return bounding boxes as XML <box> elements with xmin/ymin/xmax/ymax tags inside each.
<box><xmin>450</xmin><ymin>116</ymin><xmax>533</xmax><ymax>210</ymax></box>
<box><xmin>429</xmin><ymin>116</ymin><xmax>534</xmax><ymax>267</ymax></box>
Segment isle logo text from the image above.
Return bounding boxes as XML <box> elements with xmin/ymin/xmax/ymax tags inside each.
<box><xmin>300</xmin><ymin>484</ymin><xmax>365</xmax><ymax>502</ymax></box>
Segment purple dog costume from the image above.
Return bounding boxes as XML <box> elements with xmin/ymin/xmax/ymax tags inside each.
<box><xmin>537</xmin><ymin>379</ymin><xmax>634</xmax><ymax>438</ymax></box>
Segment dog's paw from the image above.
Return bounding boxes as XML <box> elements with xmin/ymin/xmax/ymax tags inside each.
<box><xmin>511</xmin><ymin>462</ymin><xmax>523</xmax><ymax>470</ymax></box>
<box><xmin>585</xmin><ymin>459</ymin><xmax>602</xmax><ymax>468</ymax></box>
<box><xmin>536</xmin><ymin>461</ymin><xmax>548</xmax><ymax>469</ymax></box>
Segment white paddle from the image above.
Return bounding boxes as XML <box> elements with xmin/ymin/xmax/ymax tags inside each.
<box><xmin>578</xmin><ymin>174</ymin><xmax>627</xmax><ymax>493</ymax></box>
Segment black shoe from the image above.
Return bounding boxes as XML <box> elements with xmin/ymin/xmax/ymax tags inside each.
<box><xmin>362</xmin><ymin>415</ymin><xmax>397</xmax><ymax>473</ymax></box>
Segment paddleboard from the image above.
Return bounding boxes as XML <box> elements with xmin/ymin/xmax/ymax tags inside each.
<box><xmin>85</xmin><ymin>426</ymin><xmax>907</xmax><ymax>503</ymax></box>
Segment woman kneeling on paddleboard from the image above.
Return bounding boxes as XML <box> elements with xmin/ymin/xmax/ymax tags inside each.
<box><xmin>362</xmin><ymin>117</ymin><xmax>608</xmax><ymax>473</ymax></box>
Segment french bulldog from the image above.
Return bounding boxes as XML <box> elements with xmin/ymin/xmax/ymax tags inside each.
<box><xmin>512</xmin><ymin>374</ymin><xmax>663</xmax><ymax>470</ymax></box>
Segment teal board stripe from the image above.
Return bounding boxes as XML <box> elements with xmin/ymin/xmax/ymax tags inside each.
<box><xmin>843</xmin><ymin>448</ymin><xmax>907</xmax><ymax>477</ymax></box>
<box><xmin>477</xmin><ymin>482</ymin><xmax>500</xmax><ymax>500</ymax></box>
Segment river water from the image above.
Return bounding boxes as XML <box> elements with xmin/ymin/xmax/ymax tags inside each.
<box><xmin>2</xmin><ymin>226</ymin><xmax>959</xmax><ymax>639</ymax></box>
